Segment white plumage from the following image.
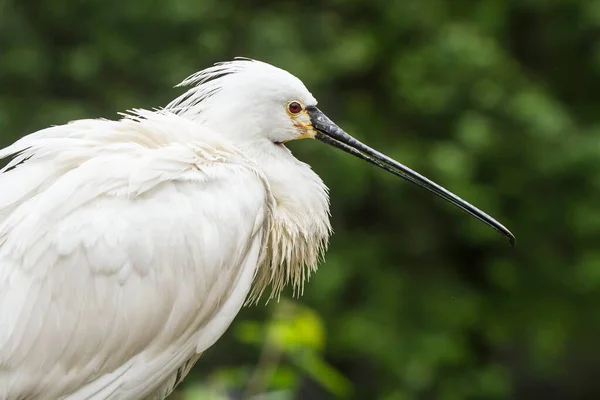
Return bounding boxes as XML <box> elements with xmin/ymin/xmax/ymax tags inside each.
<box><xmin>0</xmin><ymin>60</ymin><xmax>330</xmax><ymax>399</ymax></box>
<box><xmin>0</xmin><ymin>59</ymin><xmax>513</xmax><ymax>399</ymax></box>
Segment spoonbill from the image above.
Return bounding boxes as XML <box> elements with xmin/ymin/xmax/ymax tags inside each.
<box><xmin>0</xmin><ymin>59</ymin><xmax>514</xmax><ymax>399</ymax></box>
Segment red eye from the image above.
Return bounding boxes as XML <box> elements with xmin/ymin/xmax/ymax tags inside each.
<box><xmin>288</xmin><ymin>101</ymin><xmax>303</xmax><ymax>115</ymax></box>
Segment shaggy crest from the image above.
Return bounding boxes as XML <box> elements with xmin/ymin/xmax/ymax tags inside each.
<box><xmin>165</xmin><ymin>58</ymin><xmax>295</xmax><ymax>121</ymax></box>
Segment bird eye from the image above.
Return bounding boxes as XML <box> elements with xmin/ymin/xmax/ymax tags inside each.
<box><xmin>287</xmin><ymin>101</ymin><xmax>303</xmax><ymax>115</ymax></box>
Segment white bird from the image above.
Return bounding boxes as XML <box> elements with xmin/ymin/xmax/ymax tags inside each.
<box><xmin>0</xmin><ymin>59</ymin><xmax>514</xmax><ymax>399</ymax></box>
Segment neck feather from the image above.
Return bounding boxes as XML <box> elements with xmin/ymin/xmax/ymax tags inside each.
<box><xmin>244</xmin><ymin>144</ymin><xmax>332</xmax><ymax>303</ymax></box>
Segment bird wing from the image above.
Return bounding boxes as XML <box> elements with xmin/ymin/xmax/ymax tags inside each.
<box><xmin>0</xmin><ymin>111</ymin><xmax>272</xmax><ymax>399</ymax></box>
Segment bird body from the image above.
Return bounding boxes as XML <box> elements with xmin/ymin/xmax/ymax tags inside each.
<box><xmin>0</xmin><ymin>61</ymin><xmax>330</xmax><ymax>399</ymax></box>
<box><xmin>0</xmin><ymin>59</ymin><xmax>512</xmax><ymax>399</ymax></box>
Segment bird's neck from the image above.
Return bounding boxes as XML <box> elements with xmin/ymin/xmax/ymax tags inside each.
<box><xmin>240</xmin><ymin>142</ymin><xmax>332</xmax><ymax>302</ymax></box>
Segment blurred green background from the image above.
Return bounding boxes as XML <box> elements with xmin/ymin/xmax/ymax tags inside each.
<box><xmin>2</xmin><ymin>0</ymin><xmax>600</xmax><ymax>399</ymax></box>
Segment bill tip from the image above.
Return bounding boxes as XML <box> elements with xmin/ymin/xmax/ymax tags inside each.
<box><xmin>508</xmin><ymin>234</ymin><xmax>516</xmax><ymax>247</ymax></box>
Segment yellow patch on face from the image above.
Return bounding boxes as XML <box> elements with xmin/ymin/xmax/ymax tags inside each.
<box><xmin>288</xmin><ymin>111</ymin><xmax>316</xmax><ymax>141</ymax></box>
<box><xmin>293</xmin><ymin>119</ymin><xmax>317</xmax><ymax>140</ymax></box>
<box><xmin>296</xmin><ymin>130</ymin><xmax>316</xmax><ymax>140</ymax></box>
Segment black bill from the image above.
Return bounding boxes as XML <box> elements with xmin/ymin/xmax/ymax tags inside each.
<box><xmin>307</xmin><ymin>106</ymin><xmax>515</xmax><ymax>246</ymax></box>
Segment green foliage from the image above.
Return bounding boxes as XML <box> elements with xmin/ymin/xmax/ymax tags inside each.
<box><xmin>181</xmin><ymin>301</ymin><xmax>350</xmax><ymax>399</ymax></box>
<box><xmin>2</xmin><ymin>0</ymin><xmax>600</xmax><ymax>398</ymax></box>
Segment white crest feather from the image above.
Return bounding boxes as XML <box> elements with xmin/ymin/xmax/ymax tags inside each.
<box><xmin>166</xmin><ymin>58</ymin><xmax>276</xmax><ymax>120</ymax></box>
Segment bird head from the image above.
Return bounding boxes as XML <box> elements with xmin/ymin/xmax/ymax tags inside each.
<box><xmin>166</xmin><ymin>58</ymin><xmax>515</xmax><ymax>246</ymax></box>
<box><xmin>166</xmin><ymin>59</ymin><xmax>319</xmax><ymax>145</ymax></box>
